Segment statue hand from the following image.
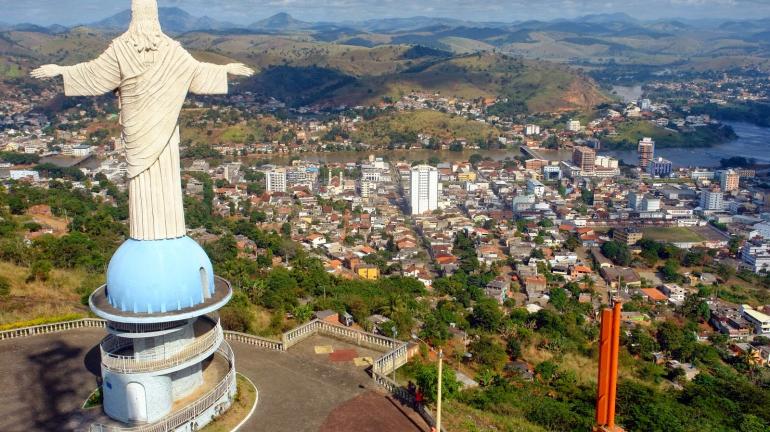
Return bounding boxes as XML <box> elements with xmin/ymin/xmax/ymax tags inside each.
<box><xmin>226</xmin><ymin>63</ymin><xmax>254</xmax><ymax>77</ymax></box>
<box><xmin>31</xmin><ymin>64</ymin><xmax>64</xmax><ymax>80</ymax></box>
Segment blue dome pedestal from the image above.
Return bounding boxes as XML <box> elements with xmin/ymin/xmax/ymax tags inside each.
<box><xmin>107</xmin><ymin>236</ymin><xmax>215</xmax><ymax>314</ymax></box>
<box><xmin>88</xmin><ymin>235</ymin><xmax>237</xmax><ymax>430</ymax></box>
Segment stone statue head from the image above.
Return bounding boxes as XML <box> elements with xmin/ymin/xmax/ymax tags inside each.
<box><xmin>127</xmin><ymin>0</ymin><xmax>164</xmax><ymax>52</ymax></box>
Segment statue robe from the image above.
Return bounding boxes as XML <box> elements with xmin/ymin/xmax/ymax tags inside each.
<box><xmin>61</xmin><ymin>35</ymin><xmax>229</xmax><ymax>241</ymax></box>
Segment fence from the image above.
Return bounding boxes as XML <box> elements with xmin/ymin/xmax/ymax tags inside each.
<box><xmin>224</xmin><ymin>331</ymin><xmax>283</xmax><ymax>351</ymax></box>
<box><xmin>0</xmin><ymin>318</ymin><xmax>106</xmax><ymax>341</ymax></box>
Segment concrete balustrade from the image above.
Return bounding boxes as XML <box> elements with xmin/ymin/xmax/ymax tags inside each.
<box><xmin>0</xmin><ymin>318</ymin><xmax>106</xmax><ymax>341</ymax></box>
<box><xmin>100</xmin><ymin>318</ymin><xmax>224</xmax><ymax>374</ymax></box>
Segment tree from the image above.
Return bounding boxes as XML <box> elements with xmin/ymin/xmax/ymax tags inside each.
<box><xmin>27</xmin><ymin>260</ymin><xmax>52</xmax><ymax>282</ymax></box>
<box><xmin>549</xmin><ymin>287</ymin><xmax>569</xmax><ymax>311</ymax></box>
<box><xmin>506</xmin><ymin>338</ymin><xmax>522</xmax><ymax>360</ymax></box>
<box><xmin>470</xmin><ymin>299</ymin><xmax>503</xmax><ymax>331</ymax></box>
<box><xmin>659</xmin><ymin>260</ymin><xmax>682</xmax><ymax>283</ymax></box>
<box><xmin>535</xmin><ymin>360</ymin><xmax>559</xmax><ymax>382</ymax></box>
<box><xmin>601</xmin><ymin>241</ymin><xmax>632</xmax><ymax>266</ymax></box>
<box><xmin>470</xmin><ymin>336</ymin><xmax>508</xmax><ymax>370</ymax></box>
<box><xmin>291</xmin><ymin>304</ymin><xmax>313</xmax><ymax>324</ymax></box>
<box><xmin>414</xmin><ymin>362</ymin><xmax>461</xmax><ymax>404</ymax></box>
<box><xmin>420</xmin><ymin>314</ymin><xmax>450</xmax><ymax>345</ymax></box>
<box><xmin>716</xmin><ymin>263</ymin><xmax>736</xmax><ymax>282</ymax></box>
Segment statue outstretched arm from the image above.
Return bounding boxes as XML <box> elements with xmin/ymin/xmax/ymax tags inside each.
<box><xmin>190</xmin><ymin>61</ymin><xmax>254</xmax><ymax>95</ymax></box>
<box><xmin>31</xmin><ymin>45</ymin><xmax>121</xmax><ymax>96</ymax></box>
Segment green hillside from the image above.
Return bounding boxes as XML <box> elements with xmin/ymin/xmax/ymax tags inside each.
<box><xmin>0</xmin><ymin>28</ymin><xmax>608</xmax><ymax>113</ymax></box>
<box><xmin>351</xmin><ymin>110</ymin><xmax>501</xmax><ymax>146</ymax></box>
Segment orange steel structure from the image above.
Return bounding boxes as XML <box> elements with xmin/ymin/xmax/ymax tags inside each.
<box><xmin>595</xmin><ymin>301</ymin><xmax>623</xmax><ymax>432</ymax></box>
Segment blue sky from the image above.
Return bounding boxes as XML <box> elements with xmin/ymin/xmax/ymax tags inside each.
<box><xmin>3</xmin><ymin>0</ymin><xmax>770</xmax><ymax>26</ymax></box>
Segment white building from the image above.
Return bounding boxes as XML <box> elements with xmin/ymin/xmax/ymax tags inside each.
<box><xmin>361</xmin><ymin>169</ymin><xmax>382</xmax><ymax>183</ymax></box>
<box><xmin>661</xmin><ymin>284</ymin><xmax>686</xmax><ymax>305</ymax></box>
<box><xmin>567</xmin><ymin>119</ymin><xmax>581</xmax><ymax>132</ymax></box>
<box><xmin>266</xmin><ymin>168</ymin><xmax>287</xmax><ymax>193</ymax></box>
<box><xmin>742</xmin><ymin>242</ymin><xmax>770</xmax><ymax>273</ymax></box>
<box><xmin>543</xmin><ymin>165</ymin><xmax>562</xmax><ymax>181</ymax></box>
<box><xmin>73</xmin><ymin>144</ymin><xmax>94</xmax><ymax>157</ymax></box>
<box><xmin>526</xmin><ymin>179</ymin><xmax>546</xmax><ymax>198</ymax></box>
<box><xmin>361</xmin><ymin>181</ymin><xmax>377</xmax><ymax>198</ymax></box>
<box><xmin>741</xmin><ymin>305</ymin><xmax>770</xmax><ymax>335</ymax></box>
<box><xmin>641</xmin><ymin>195</ymin><xmax>661</xmax><ymax>212</ymax></box>
<box><xmin>410</xmin><ymin>165</ymin><xmax>439</xmax><ymax>215</ymax></box>
<box><xmin>595</xmin><ymin>156</ymin><xmax>619</xmax><ymax>169</ymax></box>
<box><xmin>525</xmin><ymin>124</ymin><xmax>541</xmax><ymax>136</ymax></box>
<box><xmin>700</xmin><ymin>189</ymin><xmax>724</xmax><ymax>211</ymax></box>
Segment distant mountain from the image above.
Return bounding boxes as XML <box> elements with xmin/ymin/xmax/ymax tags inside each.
<box><xmin>90</xmin><ymin>7</ymin><xmax>236</xmax><ymax>33</ymax></box>
<box><xmin>719</xmin><ymin>18</ymin><xmax>770</xmax><ymax>33</ymax></box>
<box><xmin>3</xmin><ymin>23</ymin><xmax>68</xmax><ymax>34</ymax></box>
<box><xmin>577</xmin><ymin>13</ymin><xmax>638</xmax><ymax>24</ymax></box>
<box><xmin>355</xmin><ymin>16</ymin><xmax>469</xmax><ymax>33</ymax></box>
<box><xmin>250</xmin><ymin>13</ymin><xmax>313</xmax><ymax>31</ymax></box>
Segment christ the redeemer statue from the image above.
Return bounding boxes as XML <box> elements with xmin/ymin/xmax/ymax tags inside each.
<box><xmin>31</xmin><ymin>0</ymin><xmax>254</xmax><ymax>241</ymax></box>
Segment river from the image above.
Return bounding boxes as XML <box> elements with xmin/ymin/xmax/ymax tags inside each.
<box><xmin>251</xmin><ymin>122</ymin><xmax>770</xmax><ymax>169</ymax></box>
<box><xmin>604</xmin><ymin>122</ymin><xmax>770</xmax><ymax>168</ymax></box>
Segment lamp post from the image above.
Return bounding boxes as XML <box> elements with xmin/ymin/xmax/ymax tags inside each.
<box><xmin>412</xmin><ymin>334</ymin><xmax>443</xmax><ymax>432</ymax></box>
<box><xmin>392</xmin><ymin>326</ymin><xmax>398</xmax><ymax>384</ymax></box>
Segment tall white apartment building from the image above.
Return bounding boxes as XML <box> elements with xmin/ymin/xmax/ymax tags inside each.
<box><xmin>266</xmin><ymin>168</ymin><xmax>287</xmax><ymax>193</ymax></box>
<box><xmin>410</xmin><ymin>165</ymin><xmax>439</xmax><ymax>215</ymax></box>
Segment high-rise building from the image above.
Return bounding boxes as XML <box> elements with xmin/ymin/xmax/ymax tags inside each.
<box><xmin>628</xmin><ymin>191</ymin><xmax>643</xmax><ymax>210</ymax></box>
<box><xmin>638</xmin><ymin>137</ymin><xmax>655</xmax><ymax>169</ymax></box>
<box><xmin>719</xmin><ymin>170</ymin><xmax>740</xmax><ymax>192</ymax></box>
<box><xmin>647</xmin><ymin>157</ymin><xmax>672</xmax><ymax>177</ymax></box>
<box><xmin>567</xmin><ymin>119</ymin><xmax>582</xmax><ymax>132</ymax></box>
<box><xmin>572</xmin><ymin>146</ymin><xmax>596</xmax><ymax>173</ymax></box>
<box><xmin>361</xmin><ymin>181</ymin><xmax>376</xmax><ymax>198</ymax></box>
<box><xmin>525</xmin><ymin>124</ymin><xmax>541</xmax><ymax>136</ymax></box>
<box><xmin>700</xmin><ymin>188</ymin><xmax>724</xmax><ymax>211</ymax></box>
<box><xmin>410</xmin><ymin>165</ymin><xmax>439</xmax><ymax>215</ymax></box>
<box><xmin>640</xmin><ymin>195</ymin><xmax>661</xmax><ymax>212</ymax></box>
<box><xmin>266</xmin><ymin>168</ymin><xmax>287</xmax><ymax>193</ymax></box>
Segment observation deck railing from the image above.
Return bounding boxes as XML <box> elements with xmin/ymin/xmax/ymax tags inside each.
<box><xmin>100</xmin><ymin>317</ymin><xmax>223</xmax><ymax>374</ymax></box>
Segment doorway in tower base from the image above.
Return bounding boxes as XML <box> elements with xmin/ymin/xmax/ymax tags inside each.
<box><xmin>126</xmin><ymin>382</ymin><xmax>148</xmax><ymax>423</ymax></box>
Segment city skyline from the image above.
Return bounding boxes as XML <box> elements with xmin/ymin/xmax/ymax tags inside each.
<box><xmin>4</xmin><ymin>0</ymin><xmax>770</xmax><ymax>26</ymax></box>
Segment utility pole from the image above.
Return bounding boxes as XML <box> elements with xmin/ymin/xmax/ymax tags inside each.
<box><xmin>436</xmin><ymin>349</ymin><xmax>443</xmax><ymax>432</ymax></box>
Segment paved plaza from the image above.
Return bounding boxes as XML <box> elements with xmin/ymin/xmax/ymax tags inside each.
<box><xmin>0</xmin><ymin>330</ymin><xmax>430</xmax><ymax>432</ymax></box>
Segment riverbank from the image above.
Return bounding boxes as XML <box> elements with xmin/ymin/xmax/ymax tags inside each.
<box><xmin>605</xmin><ymin>121</ymin><xmax>770</xmax><ymax>168</ymax></box>
<box><xmin>601</xmin><ymin>121</ymin><xmax>737</xmax><ymax>151</ymax></box>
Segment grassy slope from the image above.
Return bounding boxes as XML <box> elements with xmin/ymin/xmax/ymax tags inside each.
<box><xmin>352</xmin><ymin>110</ymin><xmax>500</xmax><ymax>146</ymax></box>
<box><xmin>0</xmin><ymin>261</ymin><xmax>94</xmax><ymax>326</ymax></box>
<box><xmin>331</xmin><ymin>53</ymin><xmax>607</xmax><ymax>111</ymax></box>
